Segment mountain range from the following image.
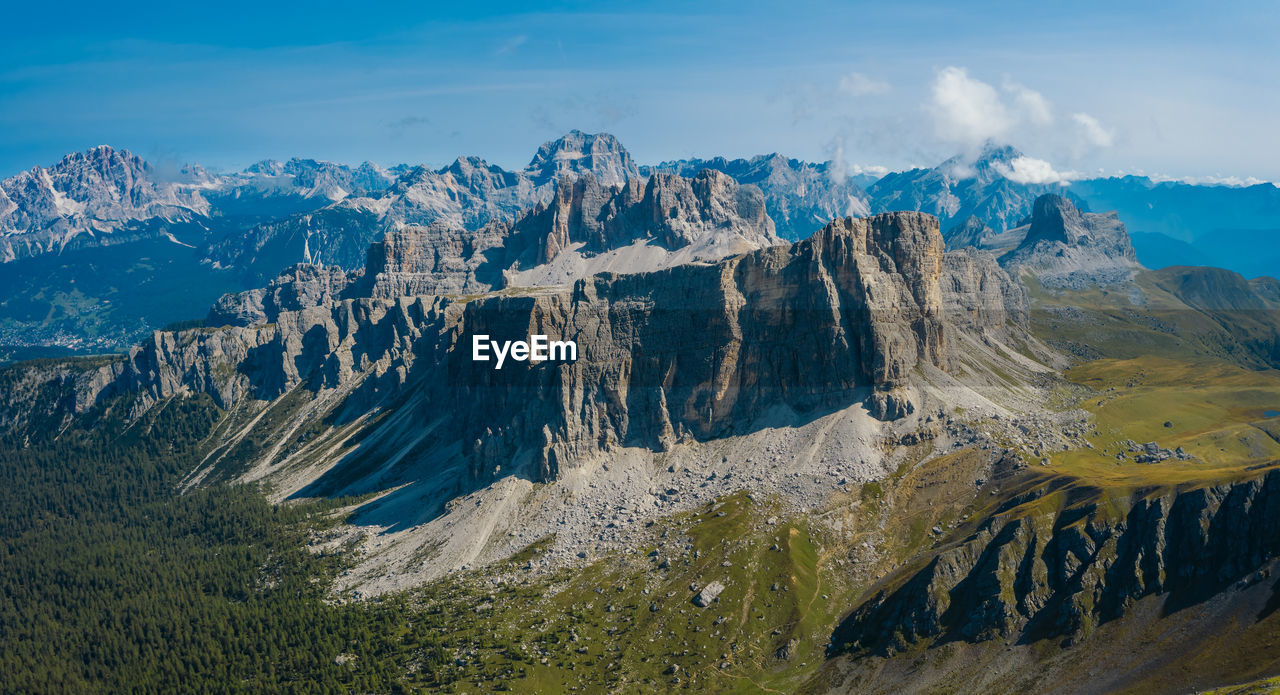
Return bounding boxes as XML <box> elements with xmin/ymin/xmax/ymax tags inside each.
<box><xmin>0</xmin><ymin>131</ymin><xmax>1276</xmax><ymax>357</ymax></box>
<box><xmin>5</xmin><ymin>92</ymin><xmax>1280</xmax><ymax>690</ymax></box>
<box><xmin>6</xmin><ymin>154</ymin><xmax>1280</xmax><ymax>690</ymax></box>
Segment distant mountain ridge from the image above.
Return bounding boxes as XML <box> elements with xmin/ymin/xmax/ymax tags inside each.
<box><xmin>1</xmin><ymin>131</ymin><xmax>1276</xmax><ymax>355</ymax></box>
<box><xmin>208</xmin><ymin>168</ymin><xmax>782</xmax><ymax>326</ymax></box>
<box><xmin>645</xmin><ymin>153</ymin><xmax>871</xmax><ymax>241</ymax></box>
<box><xmin>999</xmin><ymin>194</ymin><xmax>1141</xmax><ymax>287</ymax></box>
<box><xmin>869</xmin><ymin>143</ymin><xmax>1085</xmax><ymax>233</ymax></box>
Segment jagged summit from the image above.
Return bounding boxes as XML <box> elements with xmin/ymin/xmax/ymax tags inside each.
<box><xmin>1023</xmin><ymin>193</ymin><xmax>1088</xmax><ymax>245</ymax></box>
<box><xmin>870</xmin><ymin>142</ymin><xmax>1080</xmax><ymax>233</ymax></box>
<box><xmin>1000</xmin><ymin>193</ymin><xmax>1140</xmax><ymax>286</ymax></box>
<box><xmin>973</xmin><ymin>141</ymin><xmax>1022</xmax><ymax>168</ymax></box>
<box><xmin>646</xmin><ymin>152</ymin><xmax>871</xmax><ymax>241</ymax></box>
<box><xmin>524</xmin><ymin>130</ymin><xmax>639</xmax><ymax>187</ymax></box>
<box><xmin>0</xmin><ymin>144</ymin><xmax>207</xmax><ymax>259</ymax></box>
<box><xmin>244</xmin><ymin>158</ymin><xmax>286</xmax><ymax>176</ymax></box>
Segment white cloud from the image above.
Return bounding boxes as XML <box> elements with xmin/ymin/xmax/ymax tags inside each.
<box><xmin>1149</xmin><ymin>173</ymin><xmax>1274</xmax><ymax>187</ymax></box>
<box><xmin>838</xmin><ymin>72</ymin><xmax>891</xmax><ymax>97</ymax></box>
<box><xmin>1003</xmin><ymin>79</ymin><xmax>1053</xmax><ymax>126</ymax></box>
<box><xmin>824</xmin><ymin>137</ymin><xmax>847</xmax><ymax>183</ymax></box>
<box><xmin>929</xmin><ymin>67</ymin><xmax>1012</xmax><ymax>145</ymax></box>
<box><xmin>993</xmin><ymin>156</ymin><xmax>1081</xmax><ymax>185</ymax></box>
<box><xmin>850</xmin><ymin>163</ymin><xmax>891</xmax><ymax>178</ymax></box>
<box><xmin>1071</xmin><ymin>113</ymin><xmax>1114</xmax><ymax>148</ymax></box>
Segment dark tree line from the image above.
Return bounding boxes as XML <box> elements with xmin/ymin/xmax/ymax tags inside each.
<box><xmin>0</xmin><ymin>391</ymin><xmax>450</xmax><ymax>693</ymax></box>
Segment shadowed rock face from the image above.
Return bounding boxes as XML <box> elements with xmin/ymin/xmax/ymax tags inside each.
<box><xmin>833</xmin><ymin>470</ymin><xmax>1280</xmax><ymax>656</ymax></box>
<box><xmin>453</xmin><ymin>212</ymin><xmax>946</xmax><ymax>479</ymax></box>
<box><xmin>211</xmin><ymin>169</ymin><xmax>784</xmax><ymax>308</ymax></box>
<box><xmin>646</xmin><ymin>153</ymin><xmax>872</xmax><ymax>241</ymax></box>
<box><xmin>519</xmin><ymin>169</ymin><xmax>777</xmax><ymax>265</ymax></box>
<box><xmin>999</xmin><ymin>194</ymin><xmax>1140</xmax><ymax>286</ymax></box>
<box><xmin>44</xmin><ymin>211</ymin><xmax>1028</xmax><ymax>485</ymax></box>
<box><xmin>944</xmin><ymin>215</ymin><xmax>994</xmax><ymax>250</ymax></box>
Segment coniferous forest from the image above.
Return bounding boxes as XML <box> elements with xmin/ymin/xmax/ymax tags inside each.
<box><xmin>0</xmin><ymin>386</ymin><xmax>450</xmax><ymax>693</ymax></box>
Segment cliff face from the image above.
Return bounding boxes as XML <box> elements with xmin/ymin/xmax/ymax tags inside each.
<box><xmin>205</xmin><ymin>169</ymin><xmax>784</xmax><ymax>317</ymax></box>
<box><xmin>834</xmin><ymin>469</ymin><xmax>1280</xmax><ymax>655</ymax></box>
<box><xmin>999</xmin><ymin>194</ymin><xmax>1140</xmax><ymax>287</ymax></box>
<box><xmin>517</xmin><ymin>169</ymin><xmax>777</xmax><ymax>265</ymax></box>
<box><xmin>454</xmin><ymin>212</ymin><xmax>946</xmax><ymax>479</ymax></box>
<box><xmin>645</xmin><ymin>153</ymin><xmax>872</xmax><ymax>241</ymax></box>
<box><xmin>207</xmin><ymin>263</ymin><xmax>361</xmax><ymax>327</ymax></box>
<box><xmin>943</xmin><ymin>248</ymin><xmax>1029</xmax><ymax>333</ymax></box>
<box><xmin>42</xmin><ymin>211</ymin><xmax>1025</xmax><ymax>485</ymax></box>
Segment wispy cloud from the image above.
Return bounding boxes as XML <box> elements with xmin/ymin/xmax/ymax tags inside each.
<box><xmin>1071</xmin><ymin>112</ymin><xmax>1114</xmax><ymax>148</ymax></box>
<box><xmin>929</xmin><ymin>67</ymin><xmax>1012</xmax><ymax>146</ymax></box>
<box><xmin>1002</xmin><ymin>79</ymin><xmax>1052</xmax><ymax>126</ymax></box>
<box><xmin>388</xmin><ymin>115</ymin><xmax>431</xmax><ymax>137</ymax></box>
<box><xmin>929</xmin><ymin>66</ymin><xmax>1118</xmax><ymax>174</ymax></box>
<box><xmin>850</xmin><ymin>163</ymin><xmax>891</xmax><ymax>178</ymax></box>
<box><xmin>838</xmin><ymin>72</ymin><xmax>890</xmax><ymax>97</ymax></box>
<box><xmin>495</xmin><ymin>34</ymin><xmax>528</xmax><ymax>56</ymax></box>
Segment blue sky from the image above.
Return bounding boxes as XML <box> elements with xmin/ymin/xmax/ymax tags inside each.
<box><xmin>2</xmin><ymin>0</ymin><xmax>1277</xmax><ymax>181</ymax></box>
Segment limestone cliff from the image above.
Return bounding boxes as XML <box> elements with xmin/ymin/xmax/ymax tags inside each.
<box><xmin>999</xmin><ymin>194</ymin><xmax>1140</xmax><ymax>287</ymax></box>
<box><xmin>34</xmin><ymin>211</ymin><xmax>1030</xmax><ymax>487</ymax></box>
<box><xmin>833</xmin><ymin>469</ymin><xmax>1280</xmax><ymax>655</ymax></box>
<box><xmin>206</xmin><ymin>169</ymin><xmax>784</xmax><ymax>317</ymax></box>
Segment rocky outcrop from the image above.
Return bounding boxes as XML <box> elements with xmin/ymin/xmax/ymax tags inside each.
<box><xmin>123</xmin><ymin>295</ymin><xmax>454</xmax><ymax>412</ymax></box>
<box><xmin>524</xmin><ymin>130</ymin><xmax>639</xmax><ymax>187</ymax></box>
<box><xmin>868</xmin><ymin>144</ymin><xmax>1080</xmax><ymax>233</ymax></box>
<box><xmin>352</xmin><ymin>221</ymin><xmax>508</xmax><ymax>299</ymax></box>
<box><xmin>0</xmin><ymin>146</ymin><xmax>209</xmax><ymax>261</ymax></box>
<box><xmin>999</xmin><ymin>194</ymin><xmax>1140</xmax><ymax>287</ymax></box>
<box><xmin>833</xmin><ymin>470</ymin><xmax>1280</xmax><ymax>655</ymax></box>
<box><xmin>509</xmin><ymin>169</ymin><xmax>778</xmax><ymax>267</ymax></box>
<box><xmin>942</xmin><ymin>248</ymin><xmax>1029</xmax><ymax>333</ymax></box>
<box><xmin>453</xmin><ymin>212</ymin><xmax>946</xmax><ymax>479</ymax></box>
<box><xmin>648</xmin><ymin>154</ymin><xmax>871</xmax><ymax>240</ymax></box>
<box><xmin>53</xmin><ymin>211</ymin><xmax>1022</xmax><ymax>486</ymax></box>
<box><xmin>207</xmin><ymin>264</ymin><xmax>361</xmax><ymax>327</ymax></box>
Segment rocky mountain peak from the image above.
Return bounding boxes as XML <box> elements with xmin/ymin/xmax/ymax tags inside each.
<box><xmin>352</xmin><ymin>161</ymin><xmax>395</xmax><ymax>192</ymax></box>
<box><xmin>1024</xmin><ymin>193</ymin><xmax>1087</xmax><ymax>245</ymax></box>
<box><xmin>245</xmin><ymin>159</ymin><xmax>285</xmax><ymax>176</ymax></box>
<box><xmin>524</xmin><ymin>130</ymin><xmax>639</xmax><ymax>187</ymax></box>
<box><xmin>645</xmin><ymin>153</ymin><xmax>871</xmax><ymax>241</ymax></box>
<box><xmin>442</xmin><ymin>156</ymin><xmax>522</xmax><ymax>190</ymax></box>
<box><xmin>974</xmin><ymin>141</ymin><xmax>1023</xmax><ymax>168</ymax></box>
<box><xmin>48</xmin><ymin>145</ymin><xmax>153</xmax><ymax>202</ymax></box>
<box><xmin>1000</xmin><ymin>193</ymin><xmax>1140</xmax><ymax>286</ymax></box>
